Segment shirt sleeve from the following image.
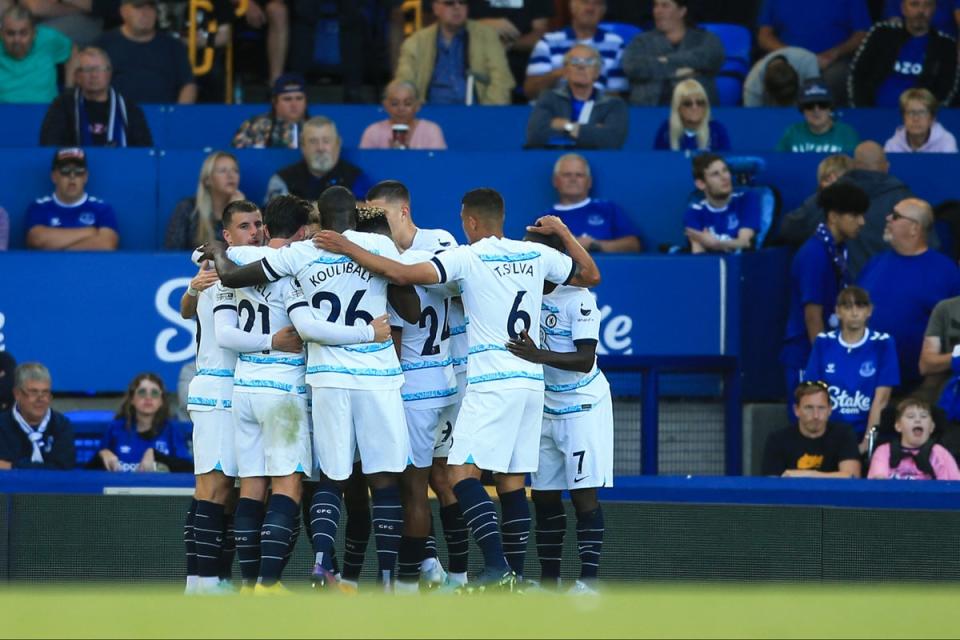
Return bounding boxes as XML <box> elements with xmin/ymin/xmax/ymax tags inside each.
<box><xmin>609</xmin><ymin>201</ymin><xmax>640</xmax><ymax>238</ymax></box>
<box><xmin>46</xmin><ymin>27</ymin><xmax>74</xmax><ymax>64</ymax></box>
<box><xmin>97</xmin><ymin>203</ymin><xmax>120</xmax><ymax>232</ymax></box>
<box><xmin>932</xmin><ymin>444</ymin><xmax>960</xmax><ymax>480</ymax></box>
<box><xmin>925</xmin><ymin>300</ymin><xmax>948</xmax><ymax>338</ymax></box>
<box><xmin>835</xmin><ymin>424</ymin><xmax>861</xmax><ymax>462</ymax></box>
<box><xmin>526</xmin><ymin>37</ymin><xmax>553</xmax><ymax>77</ymax></box>
<box><xmin>540</xmin><ymin>245</ymin><xmax>575</xmax><ymax>285</ymax></box>
<box><xmin>24</xmin><ymin>202</ymin><xmax>45</xmax><ymax>230</ymax></box>
<box><xmin>213</xmin><ymin>296</ymin><xmax>272</xmax><ymax>353</ymax></box>
<box><xmin>570</xmin><ymin>291</ymin><xmax>601</xmax><ymax>342</ymax></box>
<box><xmin>430</xmin><ymin>246</ymin><xmax>472</xmax><ymax>284</ymax></box>
<box><xmin>866</xmin><ymin>443</ymin><xmax>891</xmax><ymax>479</ymax></box>
<box><xmin>257</xmin><ymin>244</ymin><xmax>305</xmax><ymax>281</ymax></box>
<box><xmin>682</xmin><ymin>206</ymin><xmax>702</xmax><ymax>231</ymax></box>
<box><xmin>877</xmin><ymin>335</ymin><xmax>900</xmax><ymax>387</ymax></box>
<box><xmin>286</xmin><ymin>285</ymin><xmax>375</xmax><ymax>344</ymax></box>
<box><xmin>172</xmin><ymin>37</ymin><xmax>196</xmax><ymax>89</ymax></box>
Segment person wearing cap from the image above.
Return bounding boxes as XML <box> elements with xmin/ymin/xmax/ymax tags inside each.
<box><xmin>776</xmin><ymin>78</ymin><xmax>860</xmax><ymax>153</ymax></box>
<box><xmin>39</xmin><ymin>45</ymin><xmax>153</xmax><ymax>147</ymax></box>
<box><xmin>232</xmin><ymin>73</ymin><xmax>308</xmax><ymax>149</ymax></box>
<box><xmin>24</xmin><ymin>148</ymin><xmax>120</xmax><ymax>251</ymax></box>
<box><xmin>95</xmin><ymin>0</ymin><xmax>197</xmax><ymax>104</ymax></box>
<box><xmin>359</xmin><ymin>79</ymin><xmax>447</xmax><ymax>150</ymax></box>
<box><xmin>848</xmin><ymin>0</ymin><xmax>959</xmax><ymax>108</ymax></box>
<box><xmin>743</xmin><ymin>46</ymin><xmax>820</xmax><ymax>107</ymax></box>
<box><xmin>0</xmin><ymin>4</ymin><xmax>78</xmax><ymax>104</ymax></box>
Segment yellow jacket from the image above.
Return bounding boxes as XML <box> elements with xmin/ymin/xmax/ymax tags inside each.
<box><xmin>396</xmin><ymin>20</ymin><xmax>515</xmax><ymax>106</ymax></box>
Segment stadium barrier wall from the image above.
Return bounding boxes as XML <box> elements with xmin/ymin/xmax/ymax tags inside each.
<box><xmin>1</xmin><ymin>471</ymin><xmax>958</xmax><ymax>583</ymax></box>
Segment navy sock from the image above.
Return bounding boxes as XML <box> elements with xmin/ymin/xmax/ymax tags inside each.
<box><xmin>397</xmin><ymin>536</ymin><xmax>426</xmax><ymax>584</ymax></box>
<box><xmin>499</xmin><ymin>488</ymin><xmax>531</xmax><ymax>578</ymax></box>
<box><xmin>342</xmin><ymin>506</ymin><xmax>371</xmax><ymax>581</ymax></box>
<box><xmin>534</xmin><ymin>499</ymin><xmax>566</xmax><ymax>586</ymax></box>
<box><xmin>371</xmin><ymin>486</ymin><xmax>403</xmax><ymax>583</ymax></box>
<box><xmin>281</xmin><ymin>514</ymin><xmax>301</xmax><ymax>574</ymax></box>
<box><xmin>439</xmin><ymin>503</ymin><xmax>469</xmax><ymax>574</ymax></box>
<box><xmin>234</xmin><ymin>498</ymin><xmax>265</xmax><ymax>584</ymax></box>
<box><xmin>259</xmin><ymin>494</ymin><xmax>299</xmax><ymax>586</ymax></box>
<box><xmin>218</xmin><ymin>514</ymin><xmax>235</xmax><ymax>581</ymax></box>
<box><xmin>453</xmin><ymin>478</ymin><xmax>508</xmax><ymax>572</ymax></box>
<box><xmin>576</xmin><ymin>506</ymin><xmax>604</xmax><ymax>580</ymax></box>
<box><xmin>184</xmin><ymin>499</ymin><xmax>198</xmax><ymax>577</ymax></box>
<box><xmin>309</xmin><ymin>481</ymin><xmax>342</xmax><ymax>571</ymax></box>
<box><xmin>424</xmin><ymin>516</ymin><xmax>438</xmax><ymax>560</ymax></box>
<box><xmin>194</xmin><ymin>500</ymin><xmax>225</xmax><ymax>578</ymax></box>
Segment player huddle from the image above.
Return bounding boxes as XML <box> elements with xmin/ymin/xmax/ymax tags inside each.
<box><xmin>181</xmin><ymin>179</ymin><xmax>611</xmax><ymax>596</ymax></box>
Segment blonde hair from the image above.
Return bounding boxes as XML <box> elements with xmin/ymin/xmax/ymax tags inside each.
<box><xmin>193</xmin><ymin>151</ymin><xmax>239</xmax><ymax>246</ymax></box>
<box><xmin>899</xmin><ymin>87</ymin><xmax>938</xmax><ymax>118</ymax></box>
<box><xmin>669</xmin><ymin>79</ymin><xmax>711</xmax><ymax>151</ymax></box>
<box><xmin>816</xmin><ymin>154</ymin><xmax>853</xmax><ymax>188</ymax></box>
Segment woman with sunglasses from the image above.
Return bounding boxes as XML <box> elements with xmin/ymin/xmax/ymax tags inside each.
<box><xmin>803</xmin><ymin>286</ymin><xmax>899</xmax><ymax>453</ymax></box>
<box><xmin>653</xmin><ymin>79</ymin><xmax>730</xmax><ymax>151</ymax></box>
<box><xmin>96</xmin><ymin>373</ymin><xmax>192</xmax><ymax>472</ymax></box>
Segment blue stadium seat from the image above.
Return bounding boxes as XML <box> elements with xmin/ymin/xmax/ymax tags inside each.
<box><xmin>599</xmin><ymin>22</ymin><xmax>642</xmax><ymax>44</ymax></box>
<box><xmin>700</xmin><ymin>23</ymin><xmax>751</xmax><ymax>107</ymax></box>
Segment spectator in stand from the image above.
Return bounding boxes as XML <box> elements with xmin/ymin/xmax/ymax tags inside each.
<box><xmin>778</xmin><ymin>154</ymin><xmax>856</xmax><ymax>247</ymax></box>
<box><xmin>395</xmin><ymin>0</ymin><xmax>514</xmax><ymax>106</ymax></box>
<box><xmin>0</xmin><ymin>362</ymin><xmax>75</xmax><ymax>471</ymax></box>
<box><xmin>468</xmin><ymin>0</ymin><xmax>553</xmax><ymax>94</ymax></box>
<box><xmin>0</xmin><ymin>5</ymin><xmax>77</xmax><ymax>103</ymax></box>
<box><xmin>524</xmin><ymin>0</ymin><xmax>627</xmax><ymax>101</ymax></box>
<box><xmin>525</xmin><ymin>44</ymin><xmax>628</xmax><ymax>150</ymax></box>
<box><xmin>39</xmin><ymin>46</ymin><xmax>152</xmax><ymax>147</ymax></box>
<box><xmin>653</xmin><ymin>79</ymin><xmax>729</xmax><ymax>151</ymax></box>
<box><xmin>683</xmin><ymin>153</ymin><xmax>761</xmax><ymax>254</ymax></box>
<box><xmin>25</xmin><ymin>148</ymin><xmax>119</xmax><ymax>251</ymax></box>
<box><xmin>781</xmin><ymin>182</ymin><xmax>869</xmax><ymax>402</ymax></box>
<box><xmin>0</xmin><ymin>204</ymin><xmax>8</xmax><ymax>250</ymax></box>
<box><xmin>756</xmin><ymin>0</ymin><xmax>870</xmax><ymax>106</ymax></box>
<box><xmin>884</xmin><ymin>88</ymin><xmax>958</xmax><ymax>154</ymax></box>
<box><xmin>777</xmin><ymin>79</ymin><xmax>860</xmax><ymax>154</ymax></box>
<box><xmin>0</xmin><ymin>351</ymin><xmax>15</xmax><ymax>411</ymax></box>
<box><xmin>621</xmin><ymin>0</ymin><xmax>724</xmax><ymax>106</ymax></box>
<box><xmin>94</xmin><ymin>372</ymin><xmax>192</xmax><ymax>472</ymax></box>
<box><xmin>538</xmin><ymin>153</ymin><xmax>641</xmax><ymax>252</ymax></box>
<box><xmin>883</xmin><ymin>0</ymin><xmax>960</xmax><ymax>37</ymax></box>
<box><xmin>761</xmin><ymin>381</ymin><xmax>862</xmax><ymax>478</ymax></box>
<box><xmin>265</xmin><ymin>115</ymin><xmax>371</xmax><ymax>203</ymax></box>
<box><xmin>868</xmin><ymin>397</ymin><xmax>960</xmax><ymax>479</ymax></box>
<box><xmin>96</xmin><ymin>0</ymin><xmax>197</xmax><ymax>104</ymax></box>
<box><xmin>743</xmin><ymin>47</ymin><xmax>819</xmax><ymax>107</ymax></box>
<box><xmin>232</xmin><ymin>73</ymin><xmax>307</xmax><ymax>149</ymax></box>
<box><xmin>8</xmin><ymin>0</ymin><xmax>108</xmax><ymax>46</ymax></box>
<box><xmin>235</xmin><ymin>0</ymin><xmax>288</xmax><ymax>85</ymax></box>
<box><xmin>359</xmin><ymin>79</ymin><xmax>447</xmax><ymax>150</ymax></box>
<box><xmin>165</xmin><ymin>150</ymin><xmax>245</xmax><ymax>250</ymax></box>
<box><xmin>804</xmin><ymin>286</ymin><xmax>898</xmax><ymax>453</ymax></box>
<box><xmin>859</xmin><ymin>198</ymin><xmax>960</xmax><ymax>392</ymax></box>
<box><xmin>848</xmin><ymin>0</ymin><xmax>959</xmax><ymax>108</ymax></box>
<box><xmin>920</xmin><ymin>295</ymin><xmax>960</xmax><ymax>407</ymax></box>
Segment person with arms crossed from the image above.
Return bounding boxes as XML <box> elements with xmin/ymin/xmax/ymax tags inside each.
<box><xmin>312</xmin><ymin>189</ymin><xmax>600</xmax><ymax>591</ymax></box>
<box><xmin>683</xmin><ymin>154</ymin><xmax>761</xmax><ymax>254</ymax></box>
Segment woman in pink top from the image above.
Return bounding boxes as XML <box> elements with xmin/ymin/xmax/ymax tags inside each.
<box><xmin>868</xmin><ymin>398</ymin><xmax>960</xmax><ymax>480</ymax></box>
<box><xmin>359</xmin><ymin>80</ymin><xmax>447</xmax><ymax>150</ymax></box>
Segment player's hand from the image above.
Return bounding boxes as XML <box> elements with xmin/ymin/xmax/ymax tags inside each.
<box><xmin>271</xmin><ymin>326</ymin><xmax>304</xmax><ymax>352</ymax></box>
<box><xmin>527</xmin><ymin>215</ymin><xmax>570</xmax><ymax>237</ymax></box>
<box><xmin>370</xmin><ymin>314</ymin><xmax>391</xmax><ymax>343</ymax></box>
<box><xmin>190</xmin><ymin>262</ymin><xmax>220</xmax><ymax>292</ymax></box>
<box><xmin>99</xmin><ymin>449</ymin><xmax>121</xmax><ymax>472</ymax></box>
<box><xmin>137</xmin><ymin>448</ymin><xmax>157</xmax><ymax>473</ymax></box>
<box><xmin>506</xmin><ymin>329</ymin><xmax>542</xmax><ymax>363</ymax></box>
<box><xmin>313</xmin><ymin>230</ymin><xmax>353</xmax><ymax>255</ymax></box>
<box><xmin>195</xmin><ymin>240</ymin><xmax>226</xmax><ymax>262</ymax></box>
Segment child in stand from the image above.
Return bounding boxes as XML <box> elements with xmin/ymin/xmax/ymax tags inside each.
<box><xmin>867</xmin><ymin>398</ymin><xmax>960</xmax><ymax>480</ymax></box>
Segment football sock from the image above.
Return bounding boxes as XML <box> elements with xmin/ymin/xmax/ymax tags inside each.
<box><xmin>397</xmin><ymin>536</ymin><xmax>427</xmax><ymax>585</ymax></box>
<box><xmin>309</xmin><ymin>480</ymin><xmax>342</xmax><ymax>571</ymax></box>
<box><xmin>281</xmin><ymin>513</ymin><xmax>301</xmax><ymax>573</ymax></box>
<box><xmin>534</xmin><ymin>499</ymin><xmax>566</xmax><ymax>586</ymax></box>
<box><xmin>439</xmin><ymin>503</ymin><xmax>470</xmax><ymax>574</ymax></box>
<box><xmin>342</xmin><ymin>506</ymin><xmax>371</xmax><ymax>582</ymax></box>
<box><xmin>424</xmin><ymin>515</ymin><xmax>438</xmax><ymax>560</ymax></box>
<box><xmin>576</xmin><ymin>506</ymin><xmax>604</xmax><ymax>580</ymax></box>
<box><xmin>453</xmin><ymin>478</ymin><xmax>508</xmax><ymax>572</ymax></box>
<box><xmin>218</xmin><ymin>513</ymin><xmax>235</xmax><ymax>581</ymax></box>
<box><xmin>184</xmin><ymin>499</ymin><xmax>198</xmax><ymax>578</ymax></box>
<box><xmin>193</xmin><ymin>500</ymin><xmax>225</xmax><ymax>579</ymax></box>
<box><xmin>259</xmin><ymin>494</ymin><xmax>299</xmax><ymax>586</ymax></box>
<box><xmin>499</xmin><ymin>488</ymin><xmax>531</xmax><ymax>578</ymax></box>
<box><xmin>234</xmin><ymin>497</ymin><xmax>265</xmax><ymax>584</ymax></box>
<box><xmin>371</xmin><ymin>486</ymin><xmax>403</xmax><ymax>584</ymax></box>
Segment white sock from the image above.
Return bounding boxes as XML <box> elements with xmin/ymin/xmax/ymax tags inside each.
<box><xmin>184</xmin><ymin>575</ymin><xmax>199</xmax><ymax>594</ymax></box>
<box><xmin>421</xmin><ymin>557</ymin><xmax>438</xmax><ymax>573</ymax></box>
<box><xmin>448</xmin><ymin>572</ymin><xmax>468</xmax><ymax>586</ymax></box>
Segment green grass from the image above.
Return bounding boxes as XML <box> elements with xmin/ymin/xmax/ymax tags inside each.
<box><xmin>0</xmin><ymin>584</ymin><xmax>957</xmax><ymax>639</ymax></box>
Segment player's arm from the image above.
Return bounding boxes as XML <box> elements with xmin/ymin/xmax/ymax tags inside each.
<box><xmin>180</xmin><ymin>264</ymin><xmax>220</xmax><ymax>319</ymax></box>
<box><xmin>387</xmin><ymin>284</ymin><xmax>421</xmax><ymax>324</ymax></box>
<box><xmin>199</xmin><ymin>241</ymin><xmax>272</xmax><ymax>288</ymax></box>
<box><xmin>288</xmin><ymin>307</ymin><xmax>391</xmax><ymax>345</ymax></box>
<box><xmin>506</xmin><ymin>330</ymin><xmax>595</xmax><ymax>373</ymax></box>
<box><xmin>527</xmin><ymin>216</ymin><xmax>601</xmax><ymax>288</ymax></box>
<box><xmin>213</xmin><ymin>304</ymin><xmax>303</xmax><ymax>353</ymax></box>
<box><xmin>313</xmin><ymin>232</ymin><xmax>440</xmax><ymax>286</ymax></box>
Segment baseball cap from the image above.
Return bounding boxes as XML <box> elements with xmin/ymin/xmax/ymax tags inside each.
<box><xmin>272</xmin><ymin>73</ymin><xmax>306</xmax><ymax>97</ymax></box>
<box><xmin>797</xmin><ymin>78</ymin><xmax>832</xmax><ymax>108</ymax></box>
<box><xmin>52</xmin><ymin>147</ymin><xmax>87</xmax><ymax>170</ymax></box>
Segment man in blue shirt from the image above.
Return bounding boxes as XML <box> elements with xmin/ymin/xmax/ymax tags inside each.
<box><xmin>859</xmin><ymin>198</ymin><xmax>960</xmax><ymax>391</ymax></box>
<box><xmin>683</xmin><ymin>154</ymin><xmax>761</xmax><ymax>254</ymax></box>
<box><xmin>540</xmin><ymin>153</ymin><xmax>640</xmax><ymax>252</ymax></box>
<box><xmin>25</xmin><ymin>148</ymin><xmax>120</xmax><ymax>251</ymax></box>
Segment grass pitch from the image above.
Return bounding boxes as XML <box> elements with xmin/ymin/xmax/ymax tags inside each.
<box><xmin>1</xmin><ymin>584</ymin><xmax>957</xmax><ymax>639</ymax></box>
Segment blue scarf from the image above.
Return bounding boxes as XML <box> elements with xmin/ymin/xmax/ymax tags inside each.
<box><xmin>815</xmin><ymin>222</ymin><xmax>851</xmax><ymax>288</ymax></box>
<box><xmin>74</xmin><ymin>87</ymin><xmax>128</xmax><ymax>147</ymax></box>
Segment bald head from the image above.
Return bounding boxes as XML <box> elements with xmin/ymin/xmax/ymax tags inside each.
<box><xmin>853</xmin><ymin>141</ymin><xmax>889</xmax><ymax>173</ymax></box>
<box><xmin>899</xmin><ymin>198</ymin><xmax>934</xmax><ymax>230</ymax></box>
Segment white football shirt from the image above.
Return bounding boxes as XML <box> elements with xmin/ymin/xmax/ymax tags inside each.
<box><xmin>187</xmin><ymin>283</ymin><xmax>238</xmax><ymax>410</ymax></box>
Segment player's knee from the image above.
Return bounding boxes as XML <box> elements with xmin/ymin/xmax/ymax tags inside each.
<box><xmin>570</xmin><ymin>488</ymin><xmax>599</xmax><ymax>513</ymax></box>
<box><xmin>531</xmin><ymin>489</ymin><xmax>562</xmax><ymax>506</ymax></box>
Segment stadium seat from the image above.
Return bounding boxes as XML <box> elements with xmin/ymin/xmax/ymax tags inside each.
<box><xmin>700</xmin><ymin>23</ymin><xmax>751</xmax><ymax>107</ymax></box>
<box><xmin>599</xmin><ymin>21</ymin><xmax>642</xmax><ymax>44</ymax></box>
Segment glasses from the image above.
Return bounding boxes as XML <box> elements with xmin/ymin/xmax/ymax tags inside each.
<box><xmin>135</xmin><ymin>388</ymin><xmax>162</xmax><ymax>398</ymax></box>
<box><xmin>567</xmin><ymin>56</ymin><xmax>599</xmax><ymax>68</ymax></box>
<box><xmin>20</xmin><ymin>388</ymin><xmax>52</xmax><ymax>400</ymax></box>
<box><xmin>890</xmin><ymin>210</ymin><xmax>921</xmax><ymax>224</ymax></box>
<box><xmin>680</xmin><ymin>98</ymin><xmax>707</xmax><ymax>108</ymax></box>
<box><xmin>78</xmin><ymin>65</ymin><xmax>111</xmax><ymax>73</ymax></box>
<box><xmin>57</xmin><ymin>166</ymin><xmax>87</xmax><ymax>177</ymax></box>
<box><xmin>802</xmin><ymin>102</ymin><xmax>831</xmax><ymax>112</ymax></box>
<box><xmin>904</xmin><ymin>108</ymin><xmax>931</xmax><ymax>119</ymax></box>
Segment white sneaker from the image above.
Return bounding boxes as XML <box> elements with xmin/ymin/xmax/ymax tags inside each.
<box><xmin>420</xmin><ymin>557</ymin><xmax>448</xmax><ymax>589</ymax></box>
<box><xmin>198</xmin><ymin>579</ymin><xmax>237</xmax><ymax>596</ymax></box>
<box><xmin>567</xmin><ymin>580</ymin><xmax>599</xmax><ymax>596</ymax></box>
<box><xmin>184</xmin><ymin>575</ymin><xmax>199</xmax><ymax>595</ymax></box>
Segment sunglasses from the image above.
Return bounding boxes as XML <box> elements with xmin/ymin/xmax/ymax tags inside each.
<box><xmin>136</xmin><ymin>388</ymin><xmax>162</xmax><ymax>398</ymax></box>
<box><xmin>890</xmin><ymin>210</ymin><xmax>921</xmax><ymax>224</ymax></box>
<box><xmin>802</xmin><ymin>102</ymin><xmax>831</xmax><ymax>112</ymax></box>
<box><xmin>680</xmin><ymin>98</ymin><xmax>707</xmax><ymax>108</ymax></box>
<box><xmin>57</xmin><ymin>166</ymin><xmax>87</xmax><ymax>177</ymax></box>
<box><xmin>798</xmin><ymin>380</ymin><xmax>829</xmax><ymax>391</ymax></box>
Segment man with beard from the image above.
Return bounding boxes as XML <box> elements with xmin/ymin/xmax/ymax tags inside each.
<box><xmin>264</xmin><ymin>116</ymin><xmax>372</xmax><ymax>204</ymax></box>
<box><xmin>0</xmin><ymin>5</ymin><xmax>76</xmax><ymax>103</ymax></box>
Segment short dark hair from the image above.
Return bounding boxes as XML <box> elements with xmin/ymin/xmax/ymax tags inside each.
<box><xmin>836</xmin><ymin>285</ymin><xmax>871</xmax><ymax>307</ymax></box>
<box><xmin>817</xmin><ymin>182</ymin><xmax>869</xmax><ymax>216</ymax></box>
<box><xmin>763</xmin><ymin>56</ymin><xmax>799</xmax><ymax>107</ymax></box>
<box><xmin>522</xmin><ymin>230</ymin><xmax>566</xmax><ymax>253</ymax></box>
<box><xmin>691</xmin><ymin>153</ymin><xmax>725</xmax><ymax>181</ymax></box>
<box><xmin>365</xmin><ymin>180</ymin><xmax>410</xmax><ymax>205</ymax></box>
<box><xmin>461</xmin><ymin>188</ymin><xmax>505</xmax><ymax>222</ymax></box>
<box><xmin>222</xmin><ymin>199</ymin><xmax>260</xmax><ymax>229</ymax></box>
<box><xmin>263</xmin><ymin>194</ymin><xmax>310</xmax><ymax>238</ymax></box>
<box><xmin>356</xmin><ymin>205</ymin><xmax>392</xmax><ymax>236</ymax></box>
<box><xmin>317</xmin><ymin>186</ymin><xmax>357</xmax><ymax>232</ymax></box>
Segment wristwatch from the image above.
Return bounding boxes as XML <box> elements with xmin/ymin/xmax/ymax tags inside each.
<box><xmin>563</xmin><ymin>122</ymin><xmax>576</xmax><ymax>134</ymax></box>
